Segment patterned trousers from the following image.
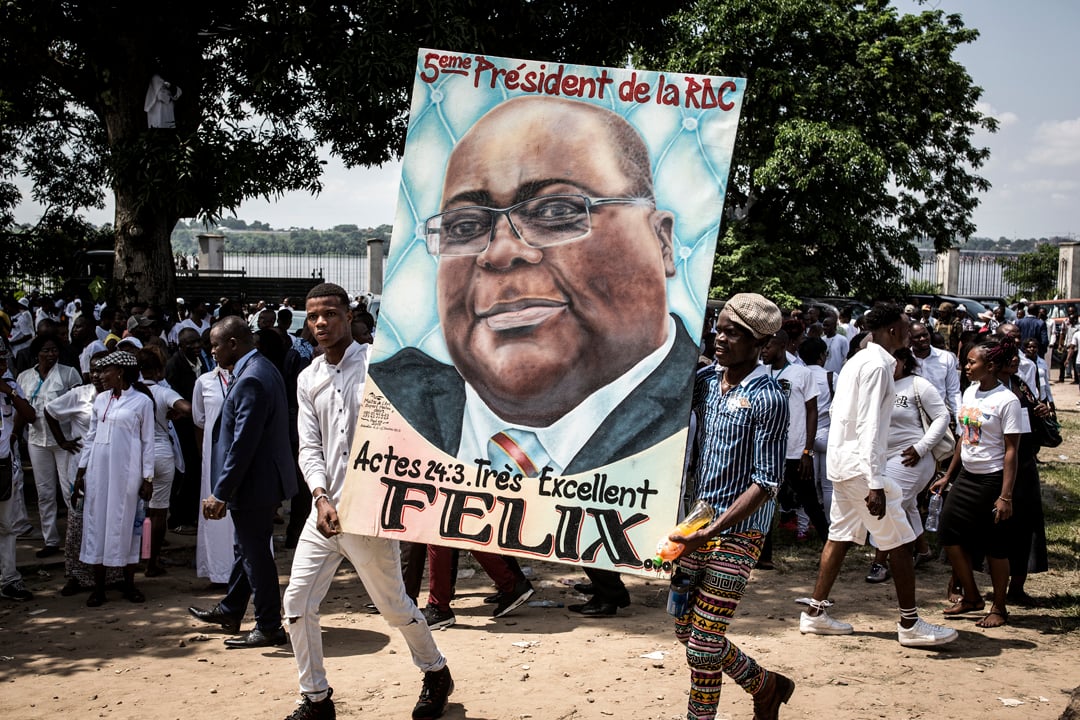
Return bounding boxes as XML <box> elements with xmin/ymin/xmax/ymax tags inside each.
<box><xmin>674</xmin><ymin>531</ymin><xmax>767</xmax><ymax>720</ymax></box>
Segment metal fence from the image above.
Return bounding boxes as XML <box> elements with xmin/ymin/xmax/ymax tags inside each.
<box><xmin>899</xmin><ymin>250</ymin><xmax>1031</xmax><ymax>298</ymax></box>
<box><xmin>7</xmin><ymin>248</ymin><xmax>1043</xmax><ymax>305</ymax></box>
<box><xmin>220</xmin><ymin>251</ymin><xmax>372</xmax><ymax>296</ymax></box>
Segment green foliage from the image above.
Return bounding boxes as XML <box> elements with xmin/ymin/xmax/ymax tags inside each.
<box><xmin>999</xmin><ymin>242</ymin><xmax>1060</xmax><ymax>300</ymax></box>
<box><xmin>907</xmin><ymin>278</ymin><xmax>943</xmax><ymax>295</ymax></box>
<box><xmin>0</xmin><ymin>216</ymin><xmax>113</xmax><ymax>291</ymax></box>
<box><xmin>0</xmin><ymin>1</ymin><xmax>691</xmax><ymax>305</ymax></box>
<box><xmin>170</xmin><ymin>222</ymin><xmax>393</xmax><ymax>255</ymax></box>
<box><xmin>637</xmin><ymin>0</ymin><xmax>995</xmax><ymax>300</ymax></box>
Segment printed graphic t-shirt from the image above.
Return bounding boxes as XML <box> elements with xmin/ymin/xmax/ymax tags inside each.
<box><xmin>957</xmin><ymin>382</ymin><xmax>1024</xmax><ymax>474</ymax></box>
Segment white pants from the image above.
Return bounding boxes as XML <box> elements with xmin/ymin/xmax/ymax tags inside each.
<box><xmin>8</xmin><ymin>453</ymin><xmax>32</xmax><ymax>535</ymax></box>
<box><xmin>283</xmin><ymin>514</ymin><xmax>446</xmax><ymax>699</ymax></box>
<box><xmin>0</xmin><ymin>480</ymin><xmax>21</xmax><ymax>586</ymax></box>
<box><xmin>813</xmin><ymin>433</ymin><xmax>832</xmax><ymax>519</ymax></box>
<box><xmin>28</xmin><ymin>444</ymin><xmax>72</xmax><ymax>547</ymax></box>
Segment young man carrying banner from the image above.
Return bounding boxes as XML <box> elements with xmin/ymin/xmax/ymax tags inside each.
<box><xmin>282</xmin><ymin>283</ymin><xmax>453</xmax><ymax>720</ymax></box>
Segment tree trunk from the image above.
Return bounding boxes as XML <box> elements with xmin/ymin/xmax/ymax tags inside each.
<box><xmin>101</xmin><ymin>23</ymin><xmax>180</xmax><ymax>311</ymax></box>
<box><xmin>112</xmin><ymin>194</ymin><xmax>177</xmax><ymax>310</ymax></box>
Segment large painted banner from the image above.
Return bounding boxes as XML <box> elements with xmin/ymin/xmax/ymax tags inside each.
<box><xmin>338</xmin><ymin>49</ymin><xmax>745</xmax><ymax>578</ymax></box>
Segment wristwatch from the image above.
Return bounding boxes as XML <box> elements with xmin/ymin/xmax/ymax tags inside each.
<box><xmin>802</xmin><ymin>449</ymin><xmax>815</xmax><ymax>457</ymax></box>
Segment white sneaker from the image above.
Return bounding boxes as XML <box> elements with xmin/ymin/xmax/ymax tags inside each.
<box><xmin>800</xmin><ymin>609</ymin><xmax>853</xmax><ymax>635</ymax></box>
<box><xmin>897</xmin><ymin>617</ymin><xmax>958</xmax><ymax>647</ymax></box>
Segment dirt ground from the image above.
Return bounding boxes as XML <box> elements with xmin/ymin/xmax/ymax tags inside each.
<box><xmin>3</xmin><ymin>385</ymin><xmax>1079</xmax><ymax>720</ymax></box>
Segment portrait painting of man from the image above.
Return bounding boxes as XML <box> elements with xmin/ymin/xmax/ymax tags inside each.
<box><xmin>339</xmin><ymin>51</ymin><xmax>745</xmax><ymax>577</ymax></box>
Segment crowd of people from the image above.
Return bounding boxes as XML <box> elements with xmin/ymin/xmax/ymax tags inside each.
<box><xmin>670</xmin><ymin>295</ymin><xmax>1060</xmax><ymax>719</ymax></box>
<box><xmin>0</xmin><ymin>286</ymin><xmax>1063</xmax><ymax>720</ymax></box>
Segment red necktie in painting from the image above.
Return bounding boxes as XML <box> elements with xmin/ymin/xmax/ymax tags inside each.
<box><xmin>488</xmin><ymin>429</ymin><xmax>550</xmax><ymax>478</ymax></box>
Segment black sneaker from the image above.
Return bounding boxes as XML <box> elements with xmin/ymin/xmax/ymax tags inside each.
<box><xmin>492</xmin><ymin>578</ymin><xmax>534</xmax><ymax>618</ymax></box>
<box><xmin>285</xmin><ymin>688</ymin><xmax>335</xmax><ymax>720</ymax></box>
<box><xmin>421</xmin><ymin>604</ymin><xmax>456</xmax><ymax>630</ymax></box>
<box><xmin>0</xmin><ymin>580</ymin><xmax>33</xmax><ymax>601</ymax></box>
<box><xmin>412</xmin><ymin>666</ymin><xmax>453</xmax><ymax>720</ymax></box>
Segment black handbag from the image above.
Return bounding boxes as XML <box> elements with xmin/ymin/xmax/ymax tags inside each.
<box><xmin>1021</xmin><ymin>373</ymin><xmax>1063</xmax><ymax>449</ymax></box>
<box><xmin>1031</xmin><ymin>407</ymin><xmax>1063</xmax><ymax>448</ymax></box>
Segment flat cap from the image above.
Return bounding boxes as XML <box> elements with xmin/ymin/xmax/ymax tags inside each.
<box><xmin>93</xmin><ymin>350</ymin><xmax>139</xmax><ymax>369</ymax></box>
<box><xmin>725</xmin><ymin>293</ymin><xmax>783</xmax><ymax>339</ymax></box>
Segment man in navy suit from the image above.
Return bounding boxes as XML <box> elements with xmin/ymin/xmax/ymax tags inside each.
<box><xmin>188</xmin><ymin>316</ymin><xmax>297</xmax><ymax>648</ymax></box>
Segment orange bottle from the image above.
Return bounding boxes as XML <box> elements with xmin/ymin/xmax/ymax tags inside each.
<box><xmin>656</xmin><ymin>500</ymin><xmax>715</xmax><ymax>561</ymax></box>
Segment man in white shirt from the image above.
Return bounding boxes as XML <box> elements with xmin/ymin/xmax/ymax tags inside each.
<box><xmin>175</xmin><ymin>301</ymin><xmax>212</xmax><ymax>339</ymax></box>
<box><xmin>800</xmin><ymin>303</ymin><xmax>957</xmax><ymax>647</ymax></box>
<box><xmin>282</xmin><ymin>283</ymin><xmax>453</xmax><ymax>720</ymax></box>
<box><xmin>821</xmin><ymin>314</ymin><xmax>849</xmax><ymax>376</ymax></box>
<box><xmin>910</xmin><ymin>322</ymin><xmax>962</xmax><ymax>425</ymax></box>
<box><xmin>4</xmin><ymin>297</ymin><xmax>34</xmax><ymax>356</ymax></box>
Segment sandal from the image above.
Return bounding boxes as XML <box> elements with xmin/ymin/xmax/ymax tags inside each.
<box><xmin>975</xmin><ymin>608</ymin><xmax>1008</xmax><ymax>628</ymax></box>
<box><xmin>943</xmin><ymin>598</ymin><xmax>985</xmax><ymax>615</ymax></box>
<box><xmin>122</xmin><ymin>586</ymin><xmax>146</xmax><ymax>603</ymax></box>
<box><xmin>86</xmin><ymin>590</ymin><xmax>107</xmax><ymax>607</ymax></box>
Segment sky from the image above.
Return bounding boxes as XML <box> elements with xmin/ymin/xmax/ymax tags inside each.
<box><xmin>12</xmin><ymin>0</ymin><xmax>1080</xmax><ymax>241</ymax></box>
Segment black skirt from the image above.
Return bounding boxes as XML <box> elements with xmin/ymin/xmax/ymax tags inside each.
<box><xmin>938</xmin><ymin>467</ymin><xmax>1011</xmax><ymax>559</ymax></box>
<box><xmin>1008</xmin><ymin>457</ymin><xmax>1049</xmax><ymax>574</ymax></box>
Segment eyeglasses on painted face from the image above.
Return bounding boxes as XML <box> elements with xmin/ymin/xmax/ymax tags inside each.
<box><xmin>420</xmin><ymin>194</ymin><xmax>651</xmax><ymax>257</ymax></box>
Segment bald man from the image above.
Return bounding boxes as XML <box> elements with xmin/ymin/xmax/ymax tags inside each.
<box><xmin>369</xmin><ymin>96</ymin><xmax>701</xmax><ymax>616</ymax></box>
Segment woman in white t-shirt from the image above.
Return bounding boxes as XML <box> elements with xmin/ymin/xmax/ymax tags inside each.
<box><xmin>933</xmin><ymin>338</ymin><xmax>1024</xmax><ymax>629</ymax></box>
<box><xmin>136</xmin><ymin>347</ymin><xmax>191</xmax><ymax>577</ymax></box>
<box><xmin>865</xmin><ymin>347</ymin><xmax>949</xmax><ymax>584</ymax></box>
<box><xmin>798</xmin><ymin>337</ymin><xmax>833</xmax><ymax>533</ymax></box>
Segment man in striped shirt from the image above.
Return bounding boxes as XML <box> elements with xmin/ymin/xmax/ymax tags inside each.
<box><xmin>672</xmin><ymin>293</ymin><xmax>795</xmax><ymax>720</ymax></box>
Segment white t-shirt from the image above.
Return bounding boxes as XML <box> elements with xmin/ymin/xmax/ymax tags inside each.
<box><xmin>145</xmin><ymin>381</ymin><xmax>184</xmax><ymax>460</ymax></box>
<box><xmin>771</xmin><ymin>362</ymin><xmax>818</xmax><ymax>459</ymax></box>
<box><xmin>806</xmin><ymin>364</ymin><xmax>832</xmax><ymax>436</ymax></box>
<box><xmin>958</xmin><ymin>382</ymin><xmax>1024</xmax><ymax>474</ymax></box>
<box><xmin>888</xmin><ymin>375</ymin><xmax>949</xmax><ymax>458</ymax></box>
<box><xmin>823</xmin><ymin>333</ymin><xmax>849</xmax><ymax>375</ymax></box>
<box><xmin>1</xmin><ymin>374</ymin><xmax>28</xmax><ymax>459</ymax></box>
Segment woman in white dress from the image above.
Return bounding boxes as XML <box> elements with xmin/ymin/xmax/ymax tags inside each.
<box><xmin>72</xmin><ymin>351</ymin><xmax>155</xmax><ymax>607</ymax></box>
<box><xmin>43</xmin><ymin>350</ymin><xmax>123</xmax><ymax>594</ymax></box>
<box><xmin>192</xmin><ymin>365</ymin><xmax>233</xmax><ymax>584</ymax></box>
<box><xmin>864</xmin><ymin>347</ymin><xmax>949</xmax><ymax>583</ymax></box>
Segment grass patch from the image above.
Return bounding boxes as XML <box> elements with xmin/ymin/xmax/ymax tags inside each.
<box><xmin>1038</xmin><ymin>462</ymin><xmax>1080</xmax><ymax>572</ymax></box>
<box><xmin>1024</xmin><ymin>459</ymin><xmax>1080</xmax><ymax>632</ymax></box>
